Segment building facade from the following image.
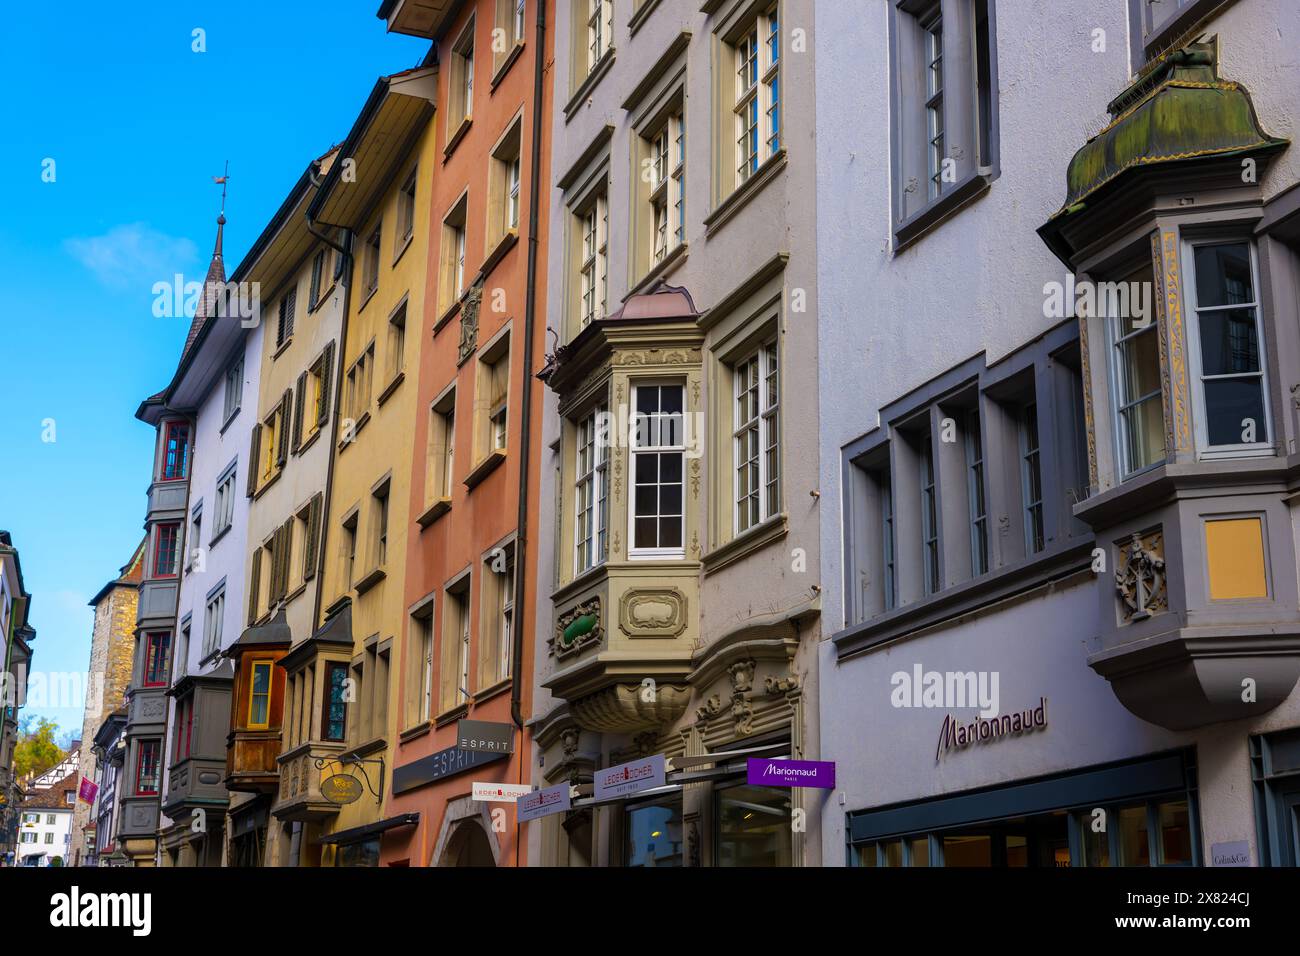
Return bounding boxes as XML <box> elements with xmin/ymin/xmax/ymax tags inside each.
<box><xmin>1</xmin><ymin>531</ymin><xmax>36</xmax><ymax>866</ymax></box>
<box><xmin>89</xmin><ymin>708</ymin><xmax>128</xmax><ymax>866</ymax></box>
<box><xmin>374</xmin><ymin>0</ymin><xmax>552</xmax><ymax>868</ymax></box>
<box><xmin>71</xmin><ymin>540</ymin><xmax>143</xmax><ymax>865</ymax></box>
<box><xmin>15</xmin><ymin>771</ymin><xmax>77</xmax><ymax>866</ymax></box>
<box><xmin>528</xmin><ymin>0</ymin><xmax>822</xmax><ymax>868</ymax></box>
<box><xmin>818</xmin><ymin>0</ymin><xmax>1300</xmax><ymax>867</ymax></box>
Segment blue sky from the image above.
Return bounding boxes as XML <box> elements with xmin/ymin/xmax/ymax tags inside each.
<box><xmin>0</xmin><ymin>2</ymin><xmax>427</xmax><ymax>741</ymax></box>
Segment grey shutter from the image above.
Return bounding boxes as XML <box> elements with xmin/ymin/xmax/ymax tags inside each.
<box><xmin>317</xmin><ymin>342</ymin><xmax>335</xmax><ymax>428</ymax></box>
<box><xmin>303</xmin><ymin>493</ymin><xmax>322</xmax><ymax>582</ymax></box>
<box><xmin>276</xmin><ymin>389</ymin><xmax>291</xmax><ymax>467</ymax></box>
<box><xmin>284</xmin><ymin>287</ymin><xmax>296</xmax><ymax>339</ymax></box>
<box><xmin>246</xmin><ymin>424</ymin><xmax>262</xmax><ymax>496</ymax></box>
<box><xmin>247</xmin><ymin>548</ymin><xmax>262</xmax><ymax>624</ymax></box>
<box><xmin>292</xmin><ymin>372</ymin><xmax>307</xmax><ymax>453</ymax></box>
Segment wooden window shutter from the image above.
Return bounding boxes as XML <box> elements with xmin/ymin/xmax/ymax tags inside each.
<box><xmin>284</xmin><ymin>287</ymin><xmax>296</xmax><ymax>340</ymax></box>
<box><xmin>248</xmin><ymin>548</ymin><xmax>262</xmax><ymax>624</ymax></box>
<box><xmin>317</xmin><ymin>342</ymin><xmax>335</xmax><ymax>428</ymax></box>
<box><xmin>292</xmin><ymin>372</ymin><xmax>307</xmax><ymax>453</ymax></box>
<box><xmin>276</xmin><ymin>389</ymin><xmax>292</xmax><ymax>467</ymax></box>
<box><xmin>277</xmin><ymin>519</ymin><xmax>293</xmax><ymax>600</ymax></box>
<box><xmin>304</xmin><ymin>493</ymin><xmax>322</xmax><ymax>582</ymax></box>
<box><xmin>246</xmin><ymin>424</ymin><xmax>262</xmax><ymax>497</ymax></box>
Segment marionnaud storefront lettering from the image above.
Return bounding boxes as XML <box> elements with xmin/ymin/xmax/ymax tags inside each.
<box><xmin>746</xmin><ymin>758</ymin><xmax>835</xmax><ymax>789</ymax></box>
<box><xmin>935</xmin><ymin>697</ymin><xmax>1047</xmax><ymax>762</ymax></box>
<box><xmin>593</xmin><ymin>754</ymin><xmax>666</xmax><ymax>800</ymax></box>
<box><xmin>517</xmin><ymin>783</ymin><xmax>571</xmax><ymax>823</ymax></box>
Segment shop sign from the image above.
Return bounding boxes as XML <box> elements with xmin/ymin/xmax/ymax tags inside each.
<box><xmin>457</xmin><ymin>719</ymin><xmax>515</xmax><ymax>754</ymax></box>
<box><xmin>936</xmin><ymin>697</ymin><xmax>1047</xmax><ymax>762</ymax></box>
<box><xmin>392</xmin><ymin>744</ymin><xmax>508</xmax><ymax>795</ymax></box>
<box><xmin>746</xmin><ymin>758</ymin><xmax>836</xmax><ymax>789</ymax></box>
<box><xmin>593</xmin><ymin>754</ymin><xmax>666</xmax><ymax>801</ymax></box>
<box><xmin>321</xmin><ymin>774</ymin><xmax>363</xmax><ymax>806</ymax></box>
<box><xmin>518</xmin><ymin>783</ymin><xmax>571</xmax><ymax>823</ymax></box>
<box><xmin>78</xmin><ymin>777</ymin><xmax>98</xmax><ymax>804</ymax></box>
<box><xmin>1210</xmin><ymin>841</ymin><xmax>1251</xmax><ymax>867</ymax></box>
<box><xmin>471</xmin><ymin>782</ymin><xmax>533</xmax><ymax>803</ymax></box>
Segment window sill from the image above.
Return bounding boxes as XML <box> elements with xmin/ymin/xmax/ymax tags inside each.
<box><xmin>463</xmin><ymin>450</ymin><xmax>506</xmax><ymax>491</ymax></box>
<box><xmin>893</xmin><ymin>171</ymin><xmax>993</xmax><ymax>254</ymax></box>
<box><xmin>377</xmin><ymin>371</ymin><xmax>405</xmax><ymax>408</ymax></box>
<box><xmin>474</xmin><ymin>677</ymin><xmax>513</xmax><ymax>706</ymax></box>
<box><xmin>358</xmin><ymin>286</ymin><xmax>379</xmax><ymax>314</ymax></box>
<box><xmin>272</xmin><ymin>337</ymin><xmax>294</xmax><ymax>361</ymax></box>
<box><xmin>444</xmin><ymin>116</ymin><xmax>474</xmax><ymax>162</ymax></box>
<box><xmin>297</xmin><ymin>426</ymin><xmax>323</xmax><ymax>457</ymax></box>
<box><xmin>218</xmin><ymin>407</ymin><xmax>240</xmax><ymax>436</ymax></box>
<box><xmin>491</xmin><ymin>41</ymin><xmax>525</xmax><ymax>91</ymax></box>
<box><xmin>251</xmin><ymin>469</ymin><xmax>282</xmax><ymax>501</ymax></box>
<box><xmin>340</xmin><ymin>736</ymin><xmax>387</xmax><ymax>762</ymax></box>
<box><xmin>308</xmin><ymin>282</ymin><xmax>337</xmax><ymax>315</ymax></box>
<box><xmin>551</xmin><ymin>561</ymin><xmax>609</xmax><ymax>604</ymax></box>
<box><xmin>701</xmin><ymin>512</ymin><xmax>788</xmax><ymax>575</ymax></box>
<box><xmin>563</xmin><ymin>50</ymin><xmax>616</xmax><ymax>123</ymax></box>
<box><xmin>704</xmin><ymin>148</ymin><xmax>787</xmax><ymax>237</ymax></box>
<box><xmin>435</xmin><ymin>703</ymin><xmax>470</xmax><ymax>728</ymax></box>
<box><xmin>481</xmin><ymin>230</ymin><xmax>519</xmax><ymax>282</ymax></box>
<box><xmin>392</xmin><ymin>234</ymin><xmax>413</xmax><ymax>268</ymax></box>
<box><xmin>208</xmin><ymin>524</ymin><xmax>232</xmax><ymax>550</ymax></box>
<box><xmin>627</xmin><ymin>242</ymin><xmax>688</xmax><ymax>299</ymax></box>
<box><xmin>283</xmin><ymin>582</ymin><xmax>308</xmax><ymax>606</ymax></box>
<box><xmin>434</xmin><ymin>298</ymin><xmax>462</xmax><ymax>336</ymax></box>
<box><xmin>354</xmin><ymin>566</ymin><xmax>386</xmax><ymax>596</ymax></box>
<box><xmin>338</xmin><ymin>411</ymin><xmax>371</xmax><ymax>450</ymax></box>
<box><xmin>628</xmin><ymin>0</ymin><xmax>666</xmax><ymax>36</ymax></box>
<box><xmin>416</xmin><ymin>497</ymin><xmax>452</xmax><ymax>529</ymax></box>
<box><xmin>399</xmin><ymin>720</ymin><xmax>433</xmax><ymax>744</ymax></box>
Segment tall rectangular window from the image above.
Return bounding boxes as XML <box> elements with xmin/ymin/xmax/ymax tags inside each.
<box><xmin>734</xmin><ymin>342</ymin><xmax>780</xmax><ymax>534</ymax></box>
<box><xmin>480</xmin><ymin>546</ymin><xmax>515</xmax><ymax>689</ymax></box>
<box><xmin>439</xmin><ymin>585</ymin><xmax>471</xmax><ymax>714</ymax></box>
<box><xmin>631</xmin><ymin>384</ymin><xmax>685</xmax><ymax>556</ymax></box>
<box><xmin>276</xmin><ymin>287</ymin><xmax>297</xmax><ymax>346</ymax></box>
<box><xmin>922</xmin><ymin>10</ymin><xmax>944</xmax><ymax>199</ymax></box>
<box><xmin>732</xmin><ymin>5</ymin><xmax>780</xmax><ymax>188</ymax></box>
<box><xmin>450</xmin><ymin>20</ymin><xmax>475</xmax><ymax>128</ymax></box>
<box><xmin>965</xmin><ymin>409</ymin><xmax>988</xmax><ymax>575</ymax></box>
<box><xmin>414</xmin><ymin>610</ymin><xmax>433</xmax><ymax>724</ymax></box>
<box><xmin>880</xmin><ymin>469</ymin><xmax>896</xmax><ymax>611</ymax></box>
<box><xmin>161</xmin><ymin>421</ymin><xmax>190</xmax><ymax>480</ymax></box>
<box><xmin>1186</xmin><ymin>240</ymin><xmax>1270</xmax><ymax>453</ymax></box>
<box><xmin>203</xmin><ymin>587</ymin><xmax>225</xmax><ymax>657</ymax></box>
<box><xmin>387</xmin><ymin>301</ymin><xmax>407</xmax><ymax>383</ymax></box>
<box><xmin>154</xmin><ymin>522</ymin><xmax>180</xmax><ymax>578</ymax></box>
<box><xmin>476</xmin><ymin>335</ymin><xmax>510</xmax><ymax>461</ymax></box>
<box><xmin>323</xmin><ymin>662</ymin><xmax>348</xmax><ymax>741</ymax></box>
<box><xmin>489</xmin><ymin>123</ymin><xmax>523</xmax><ymax>248</ymax></box>
<box><xmin>309</xmin><ymin>247</ymin><xmax>332</xmax><ymax>309</ymax></box>
<box><xmin>214</xmin><ymin>468</ymin><xmax>237</xmax><ymax>537</ymax></box>
<box><xmin>578</xmin><ymin>194</ymin><xmax>609</xmax><ymax>328</ymax></box>
<box><xmin>373</xmin><ymin>483</ymin><xmax>390</xmax><ymax>569</ymax></box>
<box><xmin>575</xmin><ymin>404</ymin><xmax>610</xmax><ymax>574</ymax></box>
<box><xmin>1111</xmin><ymin>263</ymin><xmax>1165</xmax><ymax>476</ymax></box>
<box><xmin>143</xmin><ymin>631</ymin><xmax>170</xmax><ymax>687</ymax></box>
<box><xmin>650</xmin><ymin>113</ymin><xmax>686</xmax><ymax>265</ymax></box>
<box><xmin>342</xmin><ymin>513</ymin><xmax>358</xmax><ymax>586</ymax></box>
<box><xmin>397</xmin><ymin>168</ymin><xmax>417</xmax><ymax>244</ymax></box>
<box><xmin>920</xmin><ymin>434</ymin><xmax>939</xmax><ymax>594</ymax></box>
<box><xmin>1021</xmin><ymin>402</ymin><xmax>1044</xmax><ymax>554</ymax></box>
<box><xmin>429</xmin><ymin>394</ymin><xmax>456</xmax><ymax>502</ymax></box>
<box><xmin>248</xmin><ymin>660</ymin><xmax>272</xmax><ymax>729</ymax></box>
<box><xmin>223</xmin><ymin>359</ymin><xmax>243</xmax><ymax>422</ymax></box>
<box><xmin>439</xmin><ymin>194</ymin><xmax>470</xmax><ymax>316</ymax></box>
<box><xmin>586</xmin><ymin>0</ymin><xmax>613</xmax><ymax>74</ymax></box>
<box><xmin>134</xmin><ymin>740</ymin><xmax>160</xmax><ymax>796</ymax></box>
<box><xmin>364</xmin><ymin>223</ymin><xmax>381</xmax><ymax>296</ymax></box>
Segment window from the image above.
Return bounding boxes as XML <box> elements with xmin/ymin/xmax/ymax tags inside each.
<box><xmin>187</xmin><ymin>506</ymin><xmax>202</xmax><ymax>570</ymax></box>
<box><xmin>1131</xmin><ymin>0</ymin><xmax>1213</xmax><ymax>67</ymax></box>
<box><xmin>733</xmin><ymin>341</ymin><xmax>780</xmax><ymax>534</ymax></box>
<box><xmin>323</xmin><ymin>662</ymin><xmax>348</xmax><ymax>742</ymax></box>
<box><xmin>276</xmin><ymin>286</ymin><xmax>297</xmax><ymax>347</ymax></box>
<box><xmin>65</xmin><ymin>791</ymin><xmax>75</xmax><ymax>806</ymax></box>
<box><xmin>922</xmin><ymin>11</ymin><xmax>944</xmax><ymax>199</ymax></box>
<box><xmin>397</xmin><ymin>168</ymin><xmax>417</xmax><ymax>245</ymax></box>
<box><xmin>585</xmin><ymin>0</ymin><xmax>614</xmax><ymax>76</ymax></box>
<box><xmin>919</xmin><ymin>433</ymin><xmax>939</xmax><ymax>594</ymax></box>
<box><xmin>965</xmin><ymin>409</ymin><xmax>988</xmax><ymax>575</ymax></box>
<box><xmin>309</xmin><ymin>247</ymin><xmax>333</xmax><ymax>310</ymax></box>
<box><xmin>1020</xmin><ymin>403</ymin><xmax>1044</xmax><ymax>554</ymax></box>
<box><xmin>386</xmin><ymin>301</ymin><xmax>407</xmax><ymax>384</ymax></box>
<box><xmin>439</xmin><ymin>195</ymin><xmax>469</xmax><ymax>316</ymax></box>
<box><xmin>161</xmin><ymin>421</ymin><xmax>190</xmax><ymax>480</ymax></box>
<box><xmin>342</xmin><ymin>512</ymin><xmax>359</xmax><ymax>586</ymax></box>
<box><xmin>642</xmin><ymin>110</ymin><xmax>686</xmax><ymax>275</ymax></box>
<box><xmin>307</xmin><ymin>341</ymin><xmax>335</xmax><ymax>439</ymax></box>
<box><xmin>247</xmin><ymin>660</ymin><xmax>272</xmax><ymax>729</ymax></box>
<box><xmin>363</xmin><ymin>222</ymin><xmax>382</xmax><ymax>297</ymax></box>
<box><xmin>411</xmin><ymin>606</ymin><xmax>434</xmax><ymax>724</ymax></box>
<box><xmin>177</xmin><ymin>619</ymin><xmax>190</xmax><ymax>680</ymax></box>
<box><xmin>1110</xmin><ymin>263</ymin><xmax>1166</xmax><ymax>476</ymax></box>
<box><xmin>174</xmin><ymin>695</ymin><xmax>193</xmax><ymax>760</ymax></box>
<box><xmin>223</xmin><ymin>358</ymin><xmax>243</xmax><ymax>422</ymax></box>
<box><xmin>730</xmin><ymin>5</ymin><xmax>780</xmax><ymax>190</ymax></box>
<box><xmin>427</xmin><ymin>389</ymin><xmax>458</xmax><ymax>506</ymax></box>
<box><xmin>476</xmin><ymin>333</ymin><xmax>510</xmax><ymax>462</ymax></box>
<box><xmin>1185</xmin><ymin>240</ymin><xmax>1270</xmax><ymax>454</ymax></box>
<box><xmin>450</xmin><ymin>20</ymin><xmax>475</xmax><ymax>130</ymax></box>
<box><xmin>630</xmin><ymin>383</ymin><xmax>685</xmax><ymax>557</ymax></box>
<box><xmin>480</xmin><ymin>544</ymin><xmax>515</xmax><ymax>688</ymax></box>
<box><xmin>300</xmin><ymin>494</ymin><xmax>323</xmax><ymax>584</ymax></box>
<box><xmin>575</xmin><ymin>404</ymin><xmax>610</xmax><ymax>573</ymax></box>
<box><xmin>625</xmin><ymin>796</ymin><xmax>682</xmax><ymax>867</ymax></box>
<box><xmin>494</xmin><ymin>0</ymin><xmax>527</xmax><ymax>73</ymax></box>
<box><xmin>214</xmin><ymin>466</ymin><xmax>237</xmax><ymax>539</ymax></box>
<box><xmin>489</xmin><ymin>122</ymin><xmax>523</xmax><ymax>249</ymax></box>
<box><xmin>879</xmin><ymin>467</ymin><xmax>897</xmax><ymax>611</ymax></box>
<box><xmin>203</xmin><ymin>586</ymin><xmax>225</xmax><ymax>657</ymax></box>
<box><xmin>154</xmin><ymin>522</ymin><xmax>180</xmax><ymax>578</ymax></box>
<box><xmin>716</xmin><ymin>783</ymin><xmax>792</xmax><ymax>866</ymax></box>
<box><xmin>372</xmin><ymin>481</ymin><xmax>390</xmax><ymax>569</ymax></box>
<box><xmin>577</xmin><ymin>192</ymin><xmax>609</xmax><ymax>328</ymax></box>
<box><xmin>439</xmin><ymin>583</ymin><xmax>471</xmax><ymax>714</ymax></box>
<box><xmin>344</xmin><ymin>342</ymin><xmax>376</xmax><ymax>425</ymax></box>
<box><xmin>134</xmin><ymin>740</ymin><xmax>160</xmax><ymax>796</ymax></box>
<box><xmin>261</xmin><ymin>389</ymin><xmax>292</xmax><ymax>478</ymax></box>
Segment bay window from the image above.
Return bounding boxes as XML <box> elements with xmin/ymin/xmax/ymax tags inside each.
<box><xmin>630</xmin><ymin>383</ymin><xmax>685</xmax><ymax>557</ymax></box>
<box><xmin>153</xmin><ymin>522</ymin><xmax>180</xmax><ymax>578</ymax></box>
<box><xmin>143</xmin><ymin>631</ymin><xmax>170</xmax><ymax>687</ymax></box>
<box><xmin>575</xmin><ymin>404</ymin><xmax>610</xmax><ymax>573</ymax></box>
<box><xmin>134</xmin><ymin>740</ymin><xmax>160</xmax><ymax>796</ymax></box>
<box><xmin>1110</xmin><ymin>263</ymin><xmax>1166</xmax><ymax>477</ymax></box>
<box><xmin>161</xmin><ymin>421</ymin><xmax>190</xmax><ymax>480</ymax></box>
<box><xmin>323</xmin><ymin>661</ymin><xmax>348</xmax><ymax>742</ymax></box>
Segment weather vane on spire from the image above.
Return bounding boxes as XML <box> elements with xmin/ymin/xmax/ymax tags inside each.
<box><xmin>213</xmin><ymin>160</ymin><xmax>230</xmax><ymax>217</ymax></box>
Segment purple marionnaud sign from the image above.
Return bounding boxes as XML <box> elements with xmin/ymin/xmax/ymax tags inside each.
<box><xmin>746</xmin><ymin>758</ymin><xmax>836</xmax><ymax>789</ymax></box>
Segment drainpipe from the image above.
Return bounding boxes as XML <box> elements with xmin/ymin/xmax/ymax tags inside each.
<box><xmin>510</xmin><ymin>0</ymin><xmax>546</xmax><ymax>735</ymax></box>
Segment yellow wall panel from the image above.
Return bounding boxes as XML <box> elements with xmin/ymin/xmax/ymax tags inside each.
<box><xmin>1205</xmin><ymin>517</ymin><xmax>1268</xmax><ymax>600</ymax></box>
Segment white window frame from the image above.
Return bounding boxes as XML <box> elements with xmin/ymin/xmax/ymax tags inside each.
<box><xmin>574</xmin><ymin>404</ymin><xmax>610</xmax><ymax>574</ymax></box>
<box><xmin>629</xmin><ymin>382</ymin><xmax>686</xmax><ymax>560</ymax></box>
<box><xmin>586</xmin><ymin>0</ymin><xmax>613</xmax><ymax>75</ymax></box>
<box><xmin>203</xmin><ymin>587</ymin><xmax>225</xmax><ymax>658</ymax></box>
<box><xmin>650</xmin><ymin>113</ymin><xmax>686</xmax><ymax>264</ymax></box>
<box><xmin>1181</xmin><ymin>237</ymin><xmax>1273</xmax><ymax>460</ymax></box>
<box><xmin>1107</xmin><ymin>273</ymin><xmax>1167</xmax><ymax>480</ymax></box>
<box><xmin>732</xmin><ymin>341</ymin><xmax>780</xmax><ymax>534</ymax></box>
<box><xmin>223</xmin><ymin>358</ymin><xmax>243</xmax><ymax>422</ymax></box>
<box><xmin>732</xmin><ymin>4</ymin><xmax>780</xmax><ymax>189</ymax></box>
<box><xmin>578</xmin><ymin>194</ymin><xmax>609</xmax><ymax>328</ymax></box>
<box><xmin>1019</xmin><ymin>402</ymin><xmax>1044</xmax><ymax>555</ymax></box>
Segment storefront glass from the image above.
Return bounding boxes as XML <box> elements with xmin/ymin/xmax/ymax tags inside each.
<box><xmin>625</xmin><ymin>798</ymin><xmax>682</xmax><ymax>867</ymax></box>
<box><xmin>336</xmin><ymin>837</ymin><xmax>380</xmax><ymax>867</ymax></box>
<box><xmin>716</xmin><ymin>784</ymin><xmax>792</xmax><ymax>866</ymax></box>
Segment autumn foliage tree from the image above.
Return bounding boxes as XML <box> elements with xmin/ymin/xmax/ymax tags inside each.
<box><xmin>13</xmin><ymin>714</ymin><xmax>66</xmax><ymax>780</ymax></box>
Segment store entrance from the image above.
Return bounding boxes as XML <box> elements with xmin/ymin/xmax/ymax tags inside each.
<box><xmin>940</xmin><ymin>812</ymin><xmax>1070</xmax><ymax>867</ymax></box>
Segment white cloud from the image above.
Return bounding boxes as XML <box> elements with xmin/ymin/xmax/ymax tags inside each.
<box><xmin>65</xmin><ymin>222</ymin><xmax>198</xmax><ymax>290</ymax></box>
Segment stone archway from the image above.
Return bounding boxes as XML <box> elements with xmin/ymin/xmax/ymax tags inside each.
<box><xmin>428</xmin><ymin>796</ymin><xmax>502</xmax><ymax>867</ymax></box>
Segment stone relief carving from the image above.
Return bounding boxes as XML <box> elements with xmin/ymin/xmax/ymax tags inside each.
<box><xmin>457</xmin><ymin>282</ymin><xmax>483</xmax><ymax>366</ymax></box>
<box><xmin>765</xmin><ymin>674</ymin><xmax>800</xmax><ymax>695</ymax></box>
<box><xmin>1116</xmin><ymin>529</ymin><xmax>1167</xmax><ymax>621</ymax></box>
<box><xmin>619</xmin><ymin>588</ymin><xmax>687</xmax><ymax>638</ymax></box>
<box><xmin>553</xmin><ymin>597</ymin><xmax>603</xmax><ymax>659</ymax></box>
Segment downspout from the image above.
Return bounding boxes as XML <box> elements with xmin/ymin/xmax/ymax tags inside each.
<box><xmin>510</xmin><ymin>0</ymin><xmax>546</xmax><ymax>734</ymax></box>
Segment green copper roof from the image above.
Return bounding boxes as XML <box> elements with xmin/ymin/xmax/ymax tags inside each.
<box><xmin>1047</xmin><ymin>40</ymin><xmax>1287</xmax><ymax>221</ymax></box>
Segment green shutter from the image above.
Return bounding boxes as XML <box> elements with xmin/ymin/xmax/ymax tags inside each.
<box><xmin>276</xmin><ymin>389</ymin><xmax>291</xmax><ymax>467</ymax></box>
<box><xmin>247</xmin><ymin>548</ymin><xmax>262</xmax><ymax>624</ymax></box>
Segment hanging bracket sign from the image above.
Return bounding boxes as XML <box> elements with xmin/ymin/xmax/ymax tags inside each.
<box><xmin>321</xmin><ymin>774</ymin><xmax>364</xmax><ymax>806</ymax></box>
<box><xmin>471</xmin><ymin>782</ymin><xmax>533</xmax><ymax>802</ymax></box>
<box><xmin>593</xmin><ymin>753</ymin><xmax>666</xmax><ymax>801</ymax></box>
<box><xmin>518</xmin><ymin>783</ymin><xmax>573</xmax><ymax>822</ymax></box>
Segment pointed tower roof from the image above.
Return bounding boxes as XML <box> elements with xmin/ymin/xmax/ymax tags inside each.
<box><xmin>180</xmin><ymin>212</ymin><xmax>228</xmax><ymax>361</ymax></box>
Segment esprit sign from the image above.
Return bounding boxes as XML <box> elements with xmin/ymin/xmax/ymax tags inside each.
<box><xmin>518</xmin><ymin>783</ymin><xmax>571</xmax><ymax>823</ymax></box>
<box><xmin>746</xmin><ymin>758</ymin><xmax>835</xmax><ymax>789</ymax></box>
<box><xmin>593</xmin><ymin>754</ymin><xmax>666</xmax><ymax>801</ymax></box>
<box><xmin>471</xmin><ymin>782</ymin><xmax>533</xmax><ymax>802</ymax></box>
<box><xmin>935</xmin><ymin>697</ymin><xmax>1047</xmax><ymax>762</ymax></box>
<box><xmin>457</xmin><ymin>719</ymin><xmax>515</xmax><ymax>754</ymax></box>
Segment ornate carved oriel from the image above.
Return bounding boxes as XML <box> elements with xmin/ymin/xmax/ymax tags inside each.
<box><xmin>1116</xmin><ymin>529</ymin><xmax>1167</xmax><ymax>621</ymax></box>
